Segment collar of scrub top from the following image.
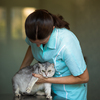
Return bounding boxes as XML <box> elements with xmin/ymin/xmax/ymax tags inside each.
<box><xmin>40</xmin><ymin>28</ymin><xmax>58</xmax><ymax>51</ymax></box>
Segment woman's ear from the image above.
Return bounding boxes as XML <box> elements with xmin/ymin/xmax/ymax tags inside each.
<box><xmin>53</xmin><ymin>26</ymin><xmax>55</xmax><ymax>29</ymax></box>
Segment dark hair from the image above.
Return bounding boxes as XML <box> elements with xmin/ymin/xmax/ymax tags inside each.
<box><xmin>25</xmin><ymin>9</ymin><xmax>70</xmax><ymax>40</ymax></box>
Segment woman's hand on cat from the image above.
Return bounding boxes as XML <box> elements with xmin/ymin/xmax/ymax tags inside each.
<box><xmin>32</xmin><ymin>73</ymin><xmax>46</xmax><ymax>84</ymax></box>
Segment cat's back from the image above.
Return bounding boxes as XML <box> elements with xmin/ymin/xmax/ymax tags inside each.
<box><xmin>12</xmin><ymin>63</ymin><xmax>39</xmax><ymax>82</ymax></box>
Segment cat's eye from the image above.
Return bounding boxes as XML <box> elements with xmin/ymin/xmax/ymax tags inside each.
<box><xmin>48</xmin><ymin>70</ymin><xmax>51</xmax><ymax>72</ymax></box>
<box><xmin>42</xmin><ymin>70</ymin><xmax>45</xmax><ymax>72</ymax></box>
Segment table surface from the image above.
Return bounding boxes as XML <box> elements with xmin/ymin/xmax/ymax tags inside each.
<box><xmin>0</xmin><ymin>94</ymin><xmax>67</xmax><ymax>100</ymax></box>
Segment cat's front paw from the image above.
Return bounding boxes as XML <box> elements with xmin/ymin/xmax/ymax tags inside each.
<box><xmin>46</xmin><ymin>95</ymin><xmax>52</xmax><ymax>99</ymax></box>
<box><xmin>26</xmin><ymin>86</ymin><xmax>32</xmax><ymax>93</ymax></box>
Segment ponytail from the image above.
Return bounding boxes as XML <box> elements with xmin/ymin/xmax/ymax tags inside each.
<box><xmin>49</xmin><ymin>13</ymin><xmax>70</xmax><ymax>30</ymax></box>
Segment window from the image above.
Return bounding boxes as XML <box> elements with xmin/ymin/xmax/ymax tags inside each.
<box><xmin>0</xmin><ymin>7</ymin><xmax>36</xmax><ymax>40</ymax></box>
<box><xmin>0</xmin><ymin>8</ymin><xmax>6</xmax><ymax>41</ymax></box>
<box><xmin>11</xmin><ymin>7</ymin><xmax>36</xmax><ymax>39</ymax></box>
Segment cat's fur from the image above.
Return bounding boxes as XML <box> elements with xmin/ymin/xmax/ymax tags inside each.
<box><xmin>12</xmin><ymin>62</ymin><xmax>55</xmax><ymax>99</ymax></box>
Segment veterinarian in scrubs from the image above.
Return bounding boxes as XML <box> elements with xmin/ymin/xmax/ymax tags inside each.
<box><xmin>20</xmin><ymin>9</ymin><xmax>89</xmax><ymax>100</ymax></box>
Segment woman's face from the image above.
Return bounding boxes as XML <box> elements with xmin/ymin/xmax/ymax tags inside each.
<box><xmin>29</xmin><ymin>35</ymin><xmax>50</xmax><ymax>47</ymax></box>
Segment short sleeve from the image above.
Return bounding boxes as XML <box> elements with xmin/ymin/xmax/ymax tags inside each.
<box><xmin>25</xmin><ymin>37</ymin><xmax>31</xmax><ymax>45</ymax></box>
<box><xmin>60</xmin><ymin>30</ymin><xmax>87</xmax><ymax>77</ymax></box>
<box><xmin>62</xmin><ymin>46</ymin><xmax>86</xmax><ymax>76</ymax></box>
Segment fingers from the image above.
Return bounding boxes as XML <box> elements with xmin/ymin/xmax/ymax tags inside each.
<box><xmin>32</xmin><ymin>73</ymin><xmax>42</xmax><ymax>78</ymax></box>
<box><xmin>32</xmin><ymin>73</ymin><xmax>38</xmax><ymax>77</ymax></box>
<box><xmin>32</xmin><ymin>73</ymin><xmax>36</xmax><ymax>76</ymax></box>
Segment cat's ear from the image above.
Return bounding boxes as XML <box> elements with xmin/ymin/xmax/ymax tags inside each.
<box><xmin>38</xmin><ymin>63</ymin><xmax>42</xmax><ymax>68</ymax></box>
<box><xmin>50</xmin><ymin>63</ymin><xmax>54</xmax><ymax>68</ymax></box>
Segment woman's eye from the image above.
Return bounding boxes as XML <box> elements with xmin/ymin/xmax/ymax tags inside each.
<box><xmin>48</xmin><ymin>70</ymin><xmax>51</xmax><ymax>72</ymax></box>
<box><xmin>42</xmin><ymin>70</ymin><xmax>45</xmax><ymax>72</ymax></box>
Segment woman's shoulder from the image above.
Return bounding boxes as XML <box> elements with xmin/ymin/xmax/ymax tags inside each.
<box><xmin>56</xmin><ymin>28</ymin><xmax>79</xmax><ymax>47</ymax></box>
<box><xmin>57</xmin><ymin>28</ymin><xmax>75</xmax><ymax>41</ymax></box>
<box><xmin>57</xmin><ymin>28</ymin><xmax>72</xmax><ymax>34</ymax></box>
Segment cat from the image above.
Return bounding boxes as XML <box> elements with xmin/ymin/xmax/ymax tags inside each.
<box><xmin>12</xmin><ymin>62</ymin><xmax>55</xmax><ymax>99</ymax></box>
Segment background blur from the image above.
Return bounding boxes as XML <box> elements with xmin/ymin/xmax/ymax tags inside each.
<box><xmin>0</xmin><ymin>0</ymin><xmax>100</xmax><ymax>100</ymax></box>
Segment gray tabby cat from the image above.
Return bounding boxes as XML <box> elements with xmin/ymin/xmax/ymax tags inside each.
<box><xmin>12</xmin><ymin>62</ymin><xmax>55</xmax><ymax>99</ymax></box>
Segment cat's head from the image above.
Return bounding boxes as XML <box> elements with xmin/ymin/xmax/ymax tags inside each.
<box><xmin>38</xmin><ymin>62</ymin><xmax>55</xmax><ymax>78</ymax></box>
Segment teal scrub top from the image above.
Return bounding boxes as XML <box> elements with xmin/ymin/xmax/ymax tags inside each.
<box><xmin>25</xmin><ymin>28</ymin><xmax>87</xmax><ymax>100</ymax></box>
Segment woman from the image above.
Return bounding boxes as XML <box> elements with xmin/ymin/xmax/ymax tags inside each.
<box><xmin>20</xmin><ymin>9</ymin><xmax>89</xmax><ymax>100</ymax></box>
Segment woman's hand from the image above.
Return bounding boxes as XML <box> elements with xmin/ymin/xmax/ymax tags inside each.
<box><xmin>32</xmin><ymin>68</ymin><xmax>89</xmax><ymax>84</ymax></box>
<box><xmin>32</xmin><ymin>73</ymin><xmax>47</xmax><ymax>84</ymax></box>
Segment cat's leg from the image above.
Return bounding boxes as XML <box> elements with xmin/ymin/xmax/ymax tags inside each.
<box><xmin>26</xmin><ymin>77</ymin><xmax>38</xmax><ymax>93</ymax></box>
<box><xmin>15</xmin><ymin>87</ymin><xmax>21</xmax><ymax>97</ymax></box>
<box><xmin>44</xmin><ymin>83</ymin><xmax>52</xmax><ymax>99</ymax></box>
<box><xmin>14</xmin><ymin>84</ymin><xmax>21</xmax><ymax>97</ymax></box>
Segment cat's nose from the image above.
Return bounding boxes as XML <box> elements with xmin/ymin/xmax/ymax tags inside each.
<box><xmin>45</xmin><ymin>73</ymin><xmax>47</xmax><ymax>77</ymax></box>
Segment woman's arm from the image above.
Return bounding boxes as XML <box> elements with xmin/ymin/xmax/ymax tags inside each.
<box><xmin>46</xmin><ymin>68</ymin><xmax>89</xmax><ymax>84</ymax></box>
<box><xmin>20</xmin><ymin>46</ymin><xmax>34</xmax><ymax>69</ymax></box>
<box><xmin>33</xmin><ymin>68</ymin><xmax>89</xmax><ymax>84</ymax></box>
